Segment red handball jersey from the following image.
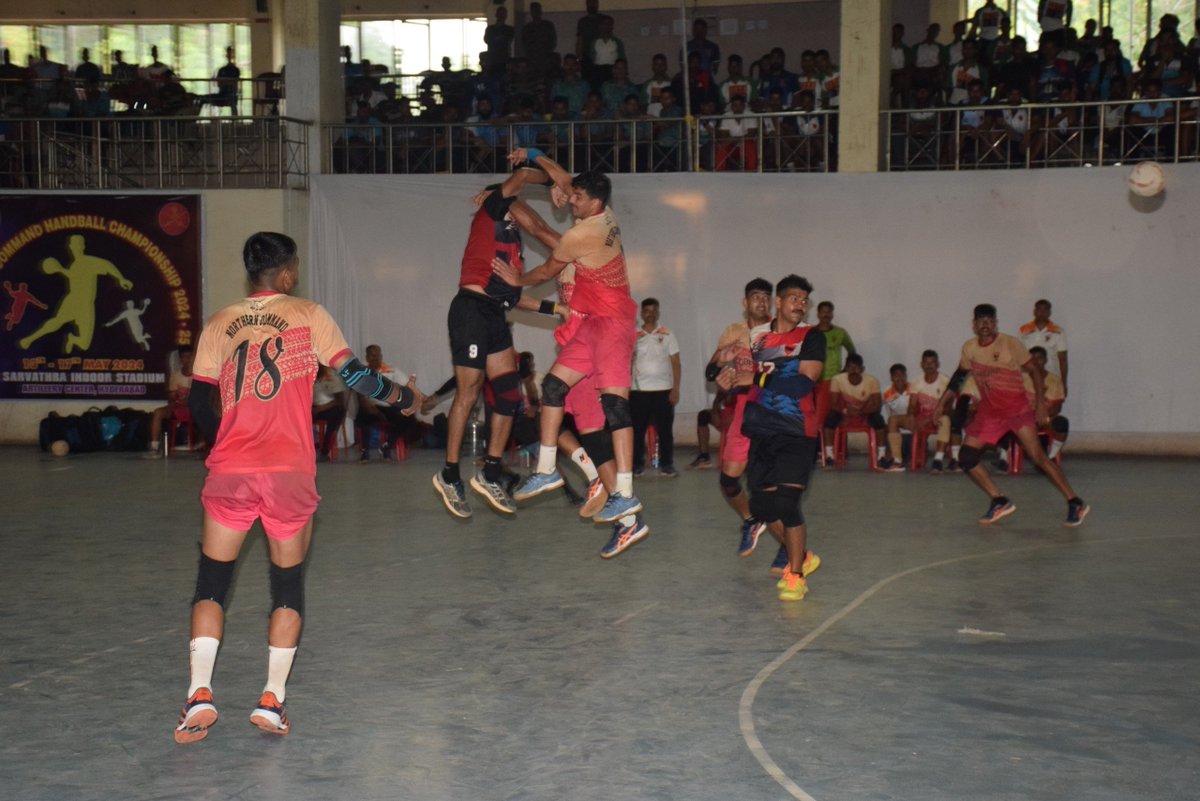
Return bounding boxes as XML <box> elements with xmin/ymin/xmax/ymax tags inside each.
<box><xmin>459</xmin><ymin>190</ymin><xmax>524</xmax><ymax>309</ymax></box>
<box><xmin>552</xmin><ymin>207</ymin><xmax>637</xmax><ymax>321</ymax></box>
<box><xmin>959</xmin><ymin>333</ymin><xmax>1034</xmax><ymax>419</ymax></box>
<box><xmin>193</xmin><ymin>292</ymin><xmax>352</xmax><ymax>476</ymax></box>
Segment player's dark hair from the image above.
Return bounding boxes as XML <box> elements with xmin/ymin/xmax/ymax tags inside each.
<box><xmin>642</xmin><ymin>297</ymin><xmax>659</xmax><ymax>308</ymax></box>
<box><xmin>846</xmin><ymin>353</ymin><xmax>865</xmax><ymax>368</ymax></box>
<box><xmin>744</xmin><ymin>277</ymin><xmax>772</xmax><ymax>297</ymax></box>
<box><xmin>178</xmin><ymin>344</ymin><xmax>194</xmax><ymax>354</ymax></box>
<box><xmin>518</xmin><ymin>351</ymin><xmax>534</xmax><ymax>378</ymax></box>
<box><xmin>572</xmin><ymin>170</ymin><xmax>612</xmax><ymax>207</ymax></box>
<box><xmin>243</xmin><ymin>232</ymin><xmax>296</xmax><ymax>282</ymax></box>
<box><xmin>1029</xmin><ymin>346</ymin><xmax>1048</xmax><ymax>357</ymax></box>
<box><xmin>817</xmin><ymin>300</ymin><xmax>834</xmax><ymax>312</ymax></box>
<box><xmin>921</xmin><ymin>349</ymin><xmax>938</xmax><ymax>360</ymax></box>
<box><xmin>775</xmin><ymin>274</ymin><xmax>813</xmax><ymax>295</ymax></box>
<box><xmin>890</xmin><ymin>363</ymin><xmax>906</xmax><ymax>375</ymax></box>
<box><xmin>1035</xmin><ymin>298</ymin><xmax>1052</xmax><ymax>309</ymax></box>
<box><xmin>973</xmin><ymin>303</ymin><xmax>997</xmax><ymax>319</ymax></box>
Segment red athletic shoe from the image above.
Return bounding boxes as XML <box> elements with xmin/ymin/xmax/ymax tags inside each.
<box><xmin>174</xmin><ymin>688</ymin><xmax>218</xmax><ymax>744</ymax></box>
<box><xmin>249</xmin><ymin>691</ymin><xmax>290</xmax><ymax>735</ymax></box>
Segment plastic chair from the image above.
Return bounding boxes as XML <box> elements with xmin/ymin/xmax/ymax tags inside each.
<box><xmin>644</xmin><ymin>424</ymin><xmax>659</xmax><ymax>469</ymax></box>
<box><xmin>313</xmin><ymin>419</ymin><xmax>350</xmax><ymax>461</ymax></box>
<box><xmin>908</xmin><ymin>422</ymin><xmax>938</xmax><ymax>471</ymax></box>
<box><xmin>355</xmin><ymin>422</ymin><xmax>408</xmax><ymax>462</ymax></box>
<box><xmin>165</xmin><ymin>405</ymin><xmax>199</xmax><ymax>455</ymax></box>
<box><xmin>1008</xmin><ymin>431</ymin><xmax>1061</xmax><ymax>474</ymax></box>
<box><xmin>833</xmin><ymin>417</ymin><xmax>878</xmax><ymax>470</ymax></box>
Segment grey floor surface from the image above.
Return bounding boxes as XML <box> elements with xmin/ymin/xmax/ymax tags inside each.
<box><xmin>1</xmin><ymin>445</ymin><xmax>1197</xmax><ymax>801</ymax></box>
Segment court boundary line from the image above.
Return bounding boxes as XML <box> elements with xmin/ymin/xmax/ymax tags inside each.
<box><xmin>738</xmin><ymin>532</ymin><xmax>1199</xmax><ymax>801</ymax></box>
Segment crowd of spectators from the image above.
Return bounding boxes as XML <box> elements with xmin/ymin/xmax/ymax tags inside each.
<box><xmin>0</xmin><ymin>44</ymin><xmax>242</xmax><ymax>120</ymax></box>
<box><xmin>890</xmin><ymin>8</ymin><xmax>1200</xmax><ymax>166</ymax></box>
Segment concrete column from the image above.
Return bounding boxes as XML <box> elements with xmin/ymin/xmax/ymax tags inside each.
<box><xmin>838</xmin><ymin>0</ymin><xmax>891</xmax><ymax>172</ymax></box>
<box><xmin>283</xmin><ymin>0</ymin><xmax>343</xmax><ymax>176</ymax></box>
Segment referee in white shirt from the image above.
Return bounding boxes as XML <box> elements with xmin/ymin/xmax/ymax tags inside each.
<box><xmin>631</xmin><ymin>298</ymin><xmax>681</xmax><ymax>476</ymax></box>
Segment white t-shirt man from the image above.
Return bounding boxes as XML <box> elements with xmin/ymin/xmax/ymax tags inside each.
<box><xmin>1019</xmin><ymin>321</ymin><xmax>1068</xmax><ymax>378</ymax></box>
<box><xmin>632</xmin><ymin>325</ymin><xmax>680</xmax><ymax>391</ymax></box>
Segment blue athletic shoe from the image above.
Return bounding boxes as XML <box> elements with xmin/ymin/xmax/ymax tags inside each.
<box><xmin>593</xmin><ymin>493</ymin><xmax>643</xmax><ymax>523</ymax></box>
<box><xmin>512</xmin><ymin>470</ymin><xmax>565</xmax><ymax>501</ymax></box>
<box><xmin>769</xmin><ymin>543</ymin><xmax>789</xmax><ymax>575</ymax></box>
<box><xmin>738</xmin><ymin>517</ymin><xmax>766</xmax><ymax>557</ymax></box>
<box><xmin>600</xmin><ymin>515</ymin><xmax>649</xmax><ymax>559</ymax></box>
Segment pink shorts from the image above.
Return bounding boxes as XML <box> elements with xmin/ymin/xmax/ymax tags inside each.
<box><xmin>201</xmin><ymin>472</ymin><xmax>320</xmax><ymax>541</ymax></box>
<box><xmin>565</xmin><ymin>372</ymin><xmax>605</xmax><ymax>432</ymax></box>
<box><xmin>719</xmin><ymin>393</ymin><xmax>751</xmax><ymax>464</ymax></box>
<box><xmin>555</xmin><ymin>315</ymin><xmax>635</xmax><ymax>390</ymax></box>
<box><xmin>965</xmin><ymin>408</ymin><xmax>1037</xmax><ymax>447</ymax></box>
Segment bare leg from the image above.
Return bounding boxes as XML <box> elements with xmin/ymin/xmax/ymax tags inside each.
<box><xmin>1013</xmin><ymin>425</ymin><xmax>1076</xmax><ymax>500</ymax></box>
<box><xmin>722</xmin><ymin>459</ymin><xmax>751</xmax><ymax>519</ymax></box>
<box><xmin>962</xmin><ymin>435</ymin><xmax>1004</xmax><ymax>498</ymax></box>
<box><xmin>445</xmin><ymin>366</ymin><xmax>484</xmax><ymax>466</ymax></box>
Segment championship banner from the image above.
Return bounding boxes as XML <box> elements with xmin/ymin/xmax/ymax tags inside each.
<box><xmin>0</xmin><ymin>195</ymin><xmax>200</xmax><ymax>401</ymax></box>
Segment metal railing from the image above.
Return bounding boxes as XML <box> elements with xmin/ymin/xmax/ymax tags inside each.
<box><xmin>0</xmin><ymin>116</ymin><xmax>308</xmax><ymax>189</ymax></box>
<box><xmin>322</xmin><ymin>110</ymin><xmax>838</xmax><ymax>175</ymax></box>
<box><xmin>883</xmin><ymin>95</ymin><xmax>1200</xmax><ymax>171</ymax></box>
<box><xmin>1</xmin><ymin>75</ymin><xmax>282</xmax><ymax>118</ymax></box>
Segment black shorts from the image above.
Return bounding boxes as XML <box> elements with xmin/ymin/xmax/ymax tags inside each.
<box><xmin>748</xmin><ymin>435</ymin><xmax>817</xmax><ymax>492</ymax></box>
<box><xmin>448</xmin><ymin>290</ymin><xmax>513</xmax><ymax>370</ymax></box>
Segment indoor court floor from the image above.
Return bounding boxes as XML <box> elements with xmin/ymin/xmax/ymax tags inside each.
<box><xmin>1</xmin><ymin>446</ymin><xmax>1197</xmax><ymax>801</ymax></box>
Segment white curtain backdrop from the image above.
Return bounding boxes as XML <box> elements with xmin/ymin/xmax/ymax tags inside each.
<box><xmin>310</xmin><ymin>166</ymin><xmax>1200</xmax><ymax>435</ymax></box>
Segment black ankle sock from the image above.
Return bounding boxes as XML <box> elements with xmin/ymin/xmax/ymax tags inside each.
<box><xmin>442</xmin><ymin>462</ymin><xmax>461</xmax><ymax>484</ymax></box>
<box><xmin>483</xmin><ymin>456</ymin><xmax>502</xmax><ymax>483</ymax></box>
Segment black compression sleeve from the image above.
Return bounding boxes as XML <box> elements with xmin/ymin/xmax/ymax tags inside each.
<box><xmin>948</xmin><ymin>367</ymin><xmax>971</xmax><ymax>392</ymax></box>
<box><xmin>188</xmin><ymin>381</ymin><xmax>220</xmax><ymax>444</ymax></box>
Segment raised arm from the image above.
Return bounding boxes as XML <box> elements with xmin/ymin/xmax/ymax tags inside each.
<box><xmin>508</xmin><ymin>197</ymin><xmax>562</xmax><ymax>250</ymax></box>
<box><xmin>508</xmin><ymin>147</ymin><xmax>572</xmax><ymax>196</ymax></box>
<box><xmin>329</xmin><ymin>351</ymin><xmax>423</xmax><ymax>415</ymax></box>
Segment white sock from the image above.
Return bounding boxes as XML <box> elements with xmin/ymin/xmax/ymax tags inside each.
<box><xmin>951</xmin><ymin>445</ymin><xmax>961</xmax><ymax>459</ymax></box>
<box><xmin>536</xmin><ymin>444</ymin><xmax>558</xmax><ymax>474</ymax></box>
<box><xmin>619</xmin><ymin>513</ymin><xmax>638</xmax><ymax>527</ymax></box>
<box><xmin>264</xmin><ymin>645</ymin><xmax>298</xmax><ymax>702</ymax></box>
<box><xmin>570</xmin><ymin>447</ymin><xmax>599</xmax><ymax>482</ymax></box>
<box><xmin>616</xmin><ymin>471</ymin><xmax>633</xmax><ymax>497</ymax></box>
<box><xmin>934</xmin><ymin>450</ymin><xmax>945</xmax><ymax>461</ymax></box>
<box><xmin>187</xmin><ymin>636</ymin><xmax>220</xmax><ymax>696</ymax></box>
<box><xmin>876</xmin><ymin>445</ymin><xmax>886</xmax><ymax>459</ymax></box>
<box><xmin>1048</xmin><ymin>440</ymin><xmax>1064</xmax><ymax>459</ymax></box>
<box><xmin>824</xmin><ymin>445</ymin><xmax>834</xmax><ymax>459</ymax></box>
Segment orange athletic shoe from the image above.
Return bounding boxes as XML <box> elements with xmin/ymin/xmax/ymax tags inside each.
<box><xmin>249</xmin><ymin>691</ymin><xmax>290</xmax><ymax>736</ymax></box>
<box><xmin>174</xmin><ymin>688</ymin><xmax>218</xmax><ymax>744</ymax></box>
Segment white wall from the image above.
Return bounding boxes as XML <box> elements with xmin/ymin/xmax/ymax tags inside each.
<box><xmin>308</xmin><ymin>164</ymin><xmax>1200</xmax><ymax>454</ymax></box>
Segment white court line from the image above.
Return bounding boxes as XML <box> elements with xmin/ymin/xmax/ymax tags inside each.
<box><xmin>738</xmin><ymin>532</ymin><xmax>1199</xmax><ymax>801</ymax></box>
<box><xmin>612</xmin><ymin>603</ymin><xmax>659</xmax><ymax>626</ymax></box>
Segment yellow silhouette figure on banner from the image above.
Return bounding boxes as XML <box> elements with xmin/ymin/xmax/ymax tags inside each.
<box><xmin>19</xmin><ymin>234</ymin><xmax>133</xmax><ymax>354</ymax></box>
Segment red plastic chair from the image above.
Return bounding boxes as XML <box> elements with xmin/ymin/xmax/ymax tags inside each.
<box><xmin>166</xmin><ymin>405</ymin><xmax>199</xmax><ymax>454</ymax></box>
<box><xmin>644</xmin><ymin>423</ymin><xmax>659</xmax><ymax>468</ymax></box>
<box><xmin>313</xmin><ymin>420</ymin><xmax>350</xmax><ymax>461</ymax></box>
<box><xmin>908</xmin><ymin>422</ymin><xmax>938</xmax><ymax>471</ymax></box>
<box><xmin>833</xmin><ymin>417</ymin><xmax>878</xmax><ymax>470</ymax></box>
<box><xmin>1008</xmin><ymin>430</ymin><xmax>1061</xmax><ymax>474</ymax></box>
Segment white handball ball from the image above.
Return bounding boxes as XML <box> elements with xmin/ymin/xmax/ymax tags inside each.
<box><xmin>1128</xmin><ymin>161</ymin><xmax>1165</xmax><ymax>197</ymax></box>
<box><xmin>50</xmin><ymin>440</ymin><xmax>70</xmax><ymax>457</ymax></box>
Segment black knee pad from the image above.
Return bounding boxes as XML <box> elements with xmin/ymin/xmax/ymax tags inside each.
<box><xmin>601</xmin><ymin>393</ymin><xmax>633</xmax><ymax>431</ymax></box>
<box><xmin>490</xmin><ymin>371</ymin><xmax>522</xmax><ymax>417</ymax></box>
<box><xmin>958</xmin><ymin>445</ymin><xmax>983</xmax><ymax>471</ymax></box>
<box><xmin>193</xmin><ymin>553</ymin><xmax>236</xmax><ymax>608</ymax></box>
<box><xmin>541</xmin><ymin>374</ymin><xmax>570</xmax><ymax>407</ymax></box>
<box><xmin>719</xmin><ymin>472</ymin><xmax>742</xmax><ymax>498</ymax></box>
<box><xmin>269</xmin><ymin>562</ymin><xmax>305</xmax><ymax>617</ymax></box>
<box><xmin>774</xmin><ymin>486</ymin><xmax>804</xmax><ymax>528</ymax></box>
<box><xmin>749</xmin><ymin>491</ymin><xmax>776</xmax><ymax>523</ymax></box>
<box><xmin>698</xmin><ymin>410</ymin><xmax>712</xmax><ymax>428</ymax></box>
<box><xmin>580</xmin><ymin>430</ymin><xmax>614</xmax><ymax>466</ymax></box>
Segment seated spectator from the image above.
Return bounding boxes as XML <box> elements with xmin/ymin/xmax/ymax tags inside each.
<box><xmin>1033</xmin><ymin>39</ymin><xmax>1074</xmax><ymax>103</ymax></box>
<box><xmin>1128</xmin><ymin>77</ymin><xmax>1175</xmax><ymax>155</ymax></box>
<box><xmin>651</xmin><ymin>86</ymin><xmax>686</xmax><ymax>170</ymax></box>
<box><xmin>1094</xmin><ymin>75</ymin><xmax>1129</xmax><ymax>159</ymax></box>
<box><xmin>1023</xmin><ymin>346</ymin><xmax>1069</xmax><ymax>460</ymax></box>
<box><xmin>143</xmin><ymin>346</ymin><xmax>195</xmax><ymax>459</ymax></box>
<box><xmin>551</xmin><ymin>53</ymin><xmax>590</xmax><ymax>115</ymax></box>
<box><xmin>672</xmin><ymin>51</ymin><xmax>716</xmax><ymax>114</ymax></box>
<box><xmin>1088</xmin><ymin>39</ymin><xmax>1132</xmax><ymax>100</ymax></box>
<box><xmin>878</xmin><ymin>363</ymin><xmax>911</xmax><ymax>472</ymax></box>
<box><xmin>816</xmin><ymin>49</ymin><xmax>841</xmax><ymax>109</ymax></box>
<box><xmin>576</xmin><ymin>90</ymin><xmax>615</xmax><ymax>167</ymax></box>
<box><xmin>791</xmin><ymin>89</ymin><xmax>826</xmax><ymax>168</ymax></box>
<box><xmin>757</xmin><ymin>47</ymin><xmax>800</xmax><ymax>107</ymax></box>
<box><xmin>641</xmin><ymin>53</ymin><xmax>673</xmax><ymax>116</ymax></box>
<box><xmin>353</xmin><ymin>344</ymin><xmax>409</xmax><ymax>462</ymax></box>
<box><xmin>822</xmin><ymin>353</ymin><xmax>888</xmax><ymax>468</ymax></box>
<box><xmin>995</xmin><ymin>36</ymin><xmax>1035</xmax><ymax>99</ymax></box>
<box><xmin>796</xmin><ymin>49</ymin><xmax>823</xmax><ymax>99</ymax></box>
<box><xmin>312</xmin><ymin>364</ymin><xmax>347</xmax><ymax>462</ymax></box>
<box><xmin>884</xmin><ymin>350</ymin><xmax>952</xmax><ymax>473</ymax></box>
<box><xmin>947</xmin><ymin>39</ymin><xmax>987</xmax><ymax>105</ymax></box>
<box><xmin>720</xmin><ymin>54</ymin><xmax>757</xmax><ymax>110</ymax></box>
<box><xmin>615</xmin><ymin>93</ymin><xmax>651</xmax><ymax>172</ymax></box>
<box><xmin>508</xmin><ymin>97</ymin><xmax>543</xmax><ymax>149</ymax></box>
<box><xmin>715</xmin><ymin>94</ymin><xmax>758</xmax><ymax>171</ymax></box>
<box><xmin>464</xmin><ymin>95</ymin><xmax>505</xmax><ymax>172</ymax></box>
<box><xmin>601</xmin><ymin>58</ymin><xmax>638</xmax><ymax>114</ymax></box>
<box><xmin>993</xmin><ymin>86</ymin><xmax>1032</xmax><ymax>159</ymax></box>
<box><xmin>546</xmin><ymin>94</ymin><xmax>577</xmax><ymax>163</ymax></box>
<box><xmin>505</xmin><ymin>57</ymin><xmax>539</xmax><ymax>113</ymax></box>
<box><xmin>956</xmin><ymin>79</ymin><xmax>998</xmax><ymax>164</ymax></box>
<box><xmin>1027</xmin><ymin>82</ymin><xmax>1082</xmax><ymax>163</ymax></box>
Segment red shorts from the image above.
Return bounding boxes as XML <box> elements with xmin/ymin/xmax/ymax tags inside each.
<box><xmin>719</xmin><ymin>393</ymin><xmax>751</xmax><ymax>464</ymax></box>
<box><xmin>201</xmin><ymin>472</ymin><xmax>320</xmax><ymax>541</ymax></box>
<box><xmin>565</xmin><ymin>372</ymin><xmax>605</xmax><ymax>432</ymax></box>
<box><xmin>554</xmin><ymin>315</ymin><xmax>635</xmax><ymax>390</ymax></box>
<box><xmin>965</xmin><ymin>408</ymin><xmax>1037</xmax><ymax>447</ymax></box>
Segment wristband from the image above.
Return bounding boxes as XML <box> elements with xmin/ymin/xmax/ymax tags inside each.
<box><xmin>538</xmin><ymin>299</ymin><xmax>557</xmax><ymax>316</ymax></box>
<box><xmin>705</xmin><ymin>362</ymin><xmax>722</xmax><ymax>382</ymax></box>
<box><xmin>523</xmin><ymin>147</ymin><xmax>545</xmax><ymax>164</ymax></box>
